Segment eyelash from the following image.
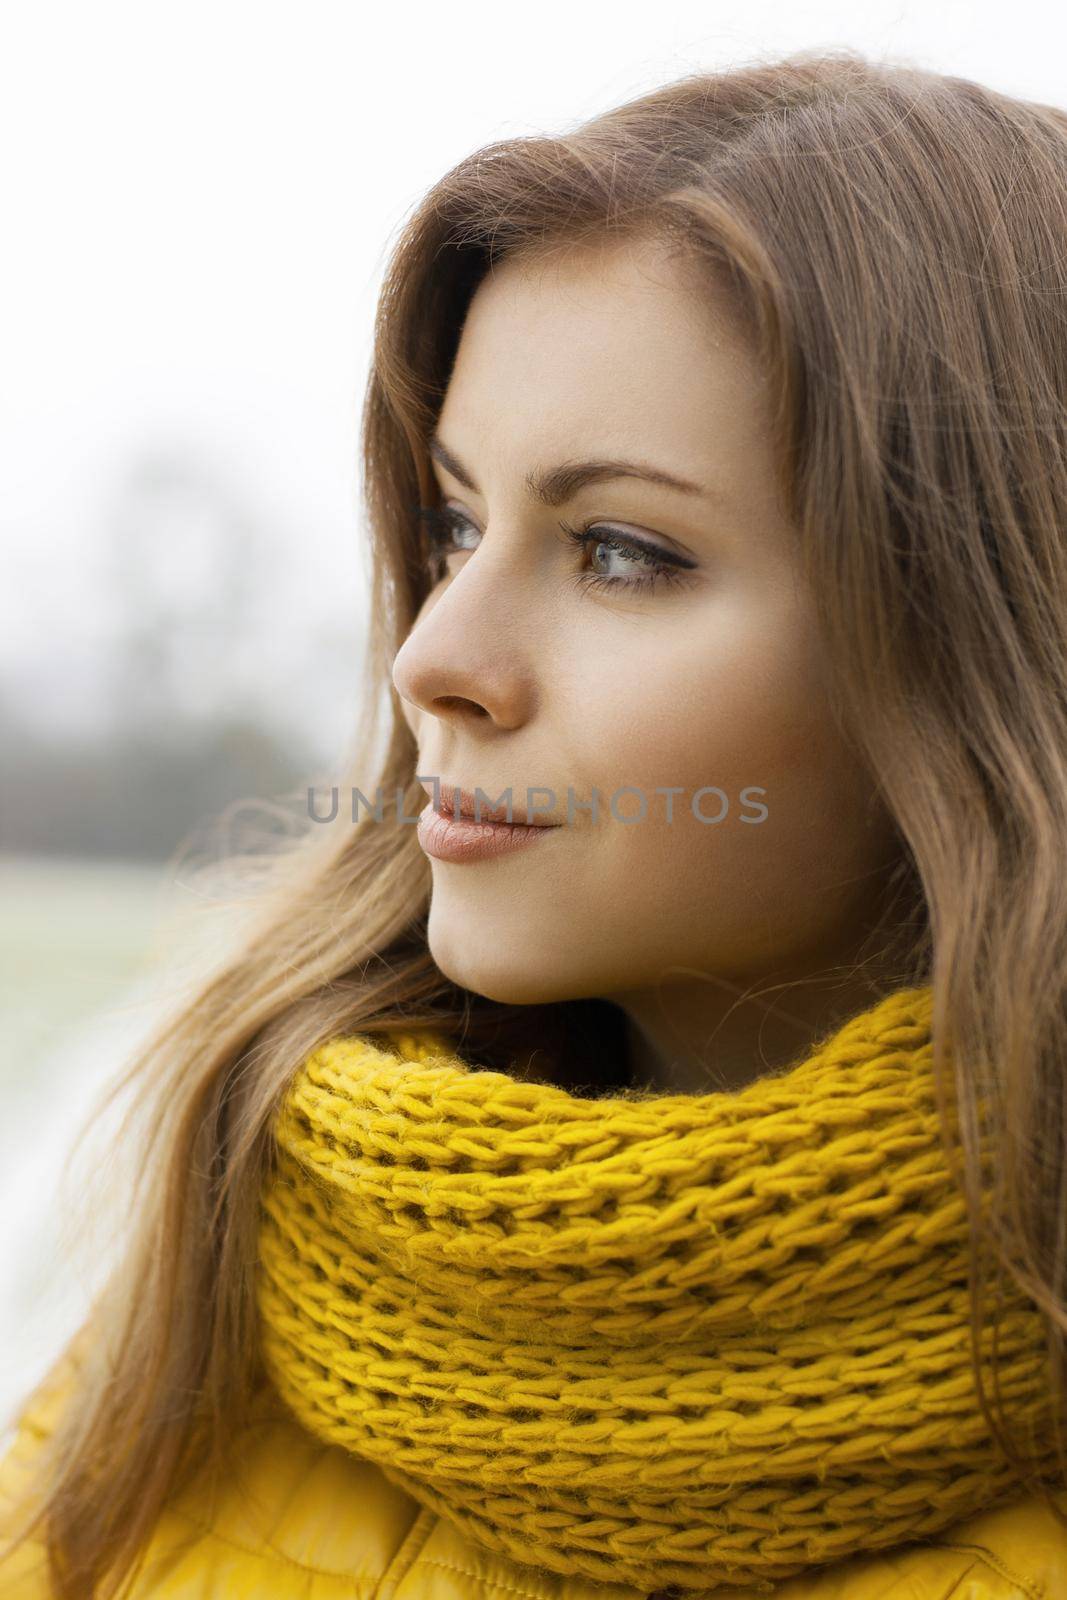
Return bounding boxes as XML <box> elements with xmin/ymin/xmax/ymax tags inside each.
<box><xmin>414</xmin><ymin>505</ymin><xmax>694</xmax><ymax>596</ymax></box>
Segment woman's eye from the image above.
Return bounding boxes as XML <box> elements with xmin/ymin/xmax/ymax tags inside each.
<box><xmin>419</xmin><ymin>505</ymin><xmax>479</xmax><ymax>560</ymax></box>
<box><xmin>414</xmin><ymin>503</ymin><xmax>695</xmax><ymax>596</ymax></box>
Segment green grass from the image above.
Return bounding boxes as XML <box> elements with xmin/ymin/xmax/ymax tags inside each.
<box><xmin>0</xmin><ymin>852</ymin><xmax>180</xmax><ymax>1094</ymax></box>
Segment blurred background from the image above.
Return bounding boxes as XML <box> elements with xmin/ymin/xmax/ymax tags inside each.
<box><xmin>1</xmin><ymin>0</ymin><xmax>1062</xmax><ymax>1439</ymax></box>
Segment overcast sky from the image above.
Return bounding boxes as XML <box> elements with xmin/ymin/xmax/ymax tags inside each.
<box><xmin>2</xmin><ymin>0</ymin><xmax>1064</xmax><ymax>756</ymax></box>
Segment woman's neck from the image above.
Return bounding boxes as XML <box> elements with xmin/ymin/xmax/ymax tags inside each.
<box><xmin>618</xmin><ymin>959</ymin><xmax>906</xmax><ymax>1095</ymax></box>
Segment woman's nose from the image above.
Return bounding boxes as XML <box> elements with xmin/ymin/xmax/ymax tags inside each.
<box><xmin>391</xmin><ymin>567</ymin><xmax>536</xmax><ymax>731</ymax></box>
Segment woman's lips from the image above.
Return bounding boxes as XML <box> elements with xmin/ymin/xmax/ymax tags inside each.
<box><xmin>416</xmin><ymin>801</ymin><xmax>561</xmax><ymax>863</ymax></box>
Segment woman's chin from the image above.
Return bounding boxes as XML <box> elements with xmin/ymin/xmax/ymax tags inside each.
<box><xmin>427</xmin><ymin>927</ymin><xmax>572</xmax><ymax>1008</ymax></box>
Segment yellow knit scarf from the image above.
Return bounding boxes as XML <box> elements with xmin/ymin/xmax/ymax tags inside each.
<box><xmin>255</xmin><ymin>984</ymin><xmax>1056</xmax><ymax>1596</ymax></box>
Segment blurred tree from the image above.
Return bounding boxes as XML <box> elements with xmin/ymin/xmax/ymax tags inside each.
<box><xmin>0</xmin><ymin>441</ymin><xmax>357</xmax><ymax>863</ymax></box>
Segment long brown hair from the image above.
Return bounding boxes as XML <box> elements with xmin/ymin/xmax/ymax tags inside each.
<box><xmin>6</xmin><ymin>44</ymin><xmax>1067</xmax><ymax>1597</ymax></box>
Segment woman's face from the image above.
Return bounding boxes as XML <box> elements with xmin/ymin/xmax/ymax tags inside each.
<box><xmin>392</xmin><ymin>233</ymin><xmax>900</xmax><ymax>1031</ymax></box>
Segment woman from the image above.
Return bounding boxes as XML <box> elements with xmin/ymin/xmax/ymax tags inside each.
<box><xmin>3</xmin><ymin>44</ymin><xmax>1067</xmax><ymax>1600</ymax></box>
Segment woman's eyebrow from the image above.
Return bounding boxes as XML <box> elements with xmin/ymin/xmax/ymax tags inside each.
<box><xmin>428</xmin><ymin>433</ymin><xmax>712</xmax><ymax>507</ymax></box>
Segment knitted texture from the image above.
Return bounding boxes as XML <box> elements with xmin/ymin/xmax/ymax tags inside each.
<box><xmin>255</xmin><ymin>984</ymin><xmax>1057</xmax><ymax>1595</ymax></box>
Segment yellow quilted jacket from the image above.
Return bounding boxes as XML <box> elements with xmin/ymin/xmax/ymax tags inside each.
<box><xmin>2</xmin><ymin>1367</ymin><xmax>1066</xmax><ymax>1600</ymax></box>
